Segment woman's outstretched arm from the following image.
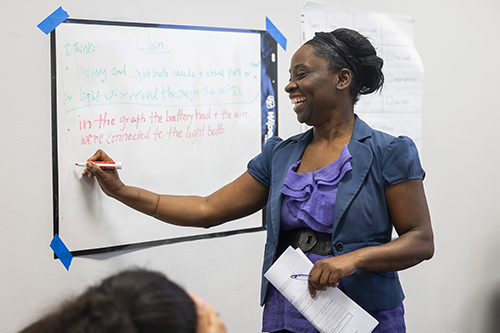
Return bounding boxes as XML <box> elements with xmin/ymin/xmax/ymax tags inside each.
<box><xmin>83</xmin><ymin>149</ymin><xmax>269</xmax><ymax>228</ymax></box>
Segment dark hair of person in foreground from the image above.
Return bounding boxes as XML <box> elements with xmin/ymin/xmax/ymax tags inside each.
<box><xmin>20</xmin><ymin>269</ymin><xmax>197</xmax><ymax>333</ymax></box>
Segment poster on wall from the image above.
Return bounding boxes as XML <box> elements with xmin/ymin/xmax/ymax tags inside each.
<box><xmin>51</xmin><ymin>19</ymin><xmax>278</xmax><ymax>256</ymax></box>
<box><xmin>301</xmin><ymin>2</ymin><xmax>424</xmax><ymax>151</ymax></box>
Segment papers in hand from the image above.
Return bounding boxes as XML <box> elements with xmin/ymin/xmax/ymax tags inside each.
<box><xmin>264</xmin><ymin>246</ymin><xmax>379</xmax><ymax>333</ymax></box>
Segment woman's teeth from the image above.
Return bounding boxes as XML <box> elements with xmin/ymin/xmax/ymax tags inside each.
<box><xmin>292</xmin><ymin>97</ymin><xmax>306</xmax><ymax>106</ymax></box>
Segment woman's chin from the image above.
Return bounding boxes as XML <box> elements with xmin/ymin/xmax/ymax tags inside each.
<box><xmin>296</xmin><ymin>114</ymin><xmax>312</xmax><ymax>126</ymax></box>
<box><xmin>294</xmin><ymin>110</ymin><xmax>307</xmax><ymax>124</ymax></box>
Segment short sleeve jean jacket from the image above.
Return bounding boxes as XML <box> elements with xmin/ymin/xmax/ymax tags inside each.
<box><xmin>248</xmin><ymin>115</ymin><xmax>425</xmax><ymax>312</ymax></box>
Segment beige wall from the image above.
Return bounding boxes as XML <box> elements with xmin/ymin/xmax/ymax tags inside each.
<box><xmin>1</xmin><ymin>0</ymin><xmax>499</xmax><ymax>332</ymax></box>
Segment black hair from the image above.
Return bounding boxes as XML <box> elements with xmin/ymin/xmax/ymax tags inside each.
<box><xmin>20</xmin><ymin>269</ymin><xmax>197</xmax><ymax>333</ymax></box>
<box><xmin>305</xmin><ymin>28</ymin><xmax>384</xmax><ymax>104</ymax></box>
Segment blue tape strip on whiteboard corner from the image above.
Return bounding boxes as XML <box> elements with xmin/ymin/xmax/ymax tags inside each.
<box><xmin>37</xmin><ymin>6</ymin><xmax>69</xmax><ymax>35</ymax></box>
<box><xmin>266</xmin><ymin>17</ymin><xmax>286</xmax><ymax>51</ymax></box>
<box><xmin>50</xmin><ymin>234</ymin><xmax>73</xmax><ymax>271</ymax></box>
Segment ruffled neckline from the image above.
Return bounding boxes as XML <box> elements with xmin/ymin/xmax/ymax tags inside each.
<box><xmin>280</xmin><ymin>145</ymin><xmax>353</xmax><ymax>232</ymax></box>
<box><xmin>284</xmin><ymin>144</ymin><xmax>353</xmax><ymax>188</ymax></box>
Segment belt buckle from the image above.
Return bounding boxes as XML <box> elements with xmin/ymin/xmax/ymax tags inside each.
<box><xmin>296</xmin><ymin>228</ymin><xmax>317</xmax><ymax>253</ymax></box>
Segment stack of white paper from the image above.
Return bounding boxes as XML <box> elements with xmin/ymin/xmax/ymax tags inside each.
<box><xmin>264</xmin><ymin>246</ymin><xmax>378</xmax><ymax>333</ymax></box>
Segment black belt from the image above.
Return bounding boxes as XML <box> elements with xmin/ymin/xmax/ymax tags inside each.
<box><xmin>277</xmin><ymin>227</ymin><xmax>333</xmax><ymax>256</ymax></box>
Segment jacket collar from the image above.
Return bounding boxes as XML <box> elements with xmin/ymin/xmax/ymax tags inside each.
<box><xmin>333</xmin><ymin>115</ymin><xmax>374</xmax><ymax>234</ymax></box>
<box><xmin>351</xmin><ymin>114</ymin><xmax>373</xmax><ymax>141</ymax></box>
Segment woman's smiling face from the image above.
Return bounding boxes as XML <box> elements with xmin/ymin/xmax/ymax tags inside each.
<box><xmin>285</xmin><ymin>44</ymin><xmax>340</xmax><ymax>126</ymax></box>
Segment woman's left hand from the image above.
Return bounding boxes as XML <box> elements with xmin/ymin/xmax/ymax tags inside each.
<box><xmin>307</xmin><ymin>253</ymin><xmax>358</xmax><ymax>298</ymax></box>
<box><xmin>308</xmin><ymin>179</ymin><xmax>434</xmax><ymax>298</ymax></box>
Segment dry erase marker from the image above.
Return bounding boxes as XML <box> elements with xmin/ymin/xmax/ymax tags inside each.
<box><xmin>75</xmin><ymin>161</ymin><xmax>122</xmax><ymax>169</ymax></box>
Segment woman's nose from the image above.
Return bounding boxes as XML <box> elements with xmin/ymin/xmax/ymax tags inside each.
<box><xmin>284</xmin><ymin>80</ymin><xmax>296</xmax><ymax>93</ymax></box>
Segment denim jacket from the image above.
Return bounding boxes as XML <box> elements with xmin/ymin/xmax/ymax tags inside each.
<box><xmin>248</xmin><ymin>115</ymin><xmax>425</xmax><ymax>312</ymax></box>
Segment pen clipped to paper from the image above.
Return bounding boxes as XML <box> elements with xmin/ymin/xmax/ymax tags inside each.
<box><xmin>291</xmin><ymin>273</ymin><xmax>340</xmax><ymax>285</ymax></box>
<box><xmin>75</xmin><ymin>161</ymin><xmax>122</xmax><ymax>169</ymax></box>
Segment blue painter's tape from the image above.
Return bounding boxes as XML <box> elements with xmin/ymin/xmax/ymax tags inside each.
<box><xmin>38</xmin><ymin>7</ymin><xmax>69</xmax><ymax>35</ymax></box>
<box><xmin>50</xmin><ymin>234</ymin><xmax>73</xmax><ymax>271</ymax></box>
<box><xmin>266</xmin><ymin>17</ymin><xmax>286</xmax><ymax>51</ymax></box>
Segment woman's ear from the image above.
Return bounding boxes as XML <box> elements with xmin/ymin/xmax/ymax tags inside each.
<box><xmin>336</xmin><ymin>68</ymin><xmax>352</xmax><ymax>90</ymax></box>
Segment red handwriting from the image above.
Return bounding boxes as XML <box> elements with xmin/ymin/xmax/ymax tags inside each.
<box><xmin>77</xmin><ymin>107</ymin><xmax>245</xmax><ymax>146</ymax></box>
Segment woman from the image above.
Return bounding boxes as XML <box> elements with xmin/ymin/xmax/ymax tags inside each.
<box><xmin>83</xmin><ymin>28</ymin><xmax>434</xmax><ymax>333</ymax></box>
<box><xmin>20</xmin><ymin>269</ymin><xmax>227</xmax><ymax>333</ymax></box>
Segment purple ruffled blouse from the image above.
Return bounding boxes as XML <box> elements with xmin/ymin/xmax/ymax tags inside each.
<box><xmin>262</xmin><ymin>145</ymin><xmax>353</xmax><ymax>333</ymax></box>
<box><xmin>280</xmin><ymin>145</ymin><xmax>353</xmax><ymax>234</ymax></box>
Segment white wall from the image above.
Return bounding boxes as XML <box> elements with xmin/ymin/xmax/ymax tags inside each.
<box><xmin>1</xmin><ymin>0</ymin><xmax>500</xmax><ymax>332</ymax></box>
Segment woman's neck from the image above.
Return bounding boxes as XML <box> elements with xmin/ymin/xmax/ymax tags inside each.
<box><xmin>312</xmin><ymin>110</ymin><xmax>355</xmax><ymax>145</ymax></box>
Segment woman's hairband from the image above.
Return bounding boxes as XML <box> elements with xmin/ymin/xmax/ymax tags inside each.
<box><xmin>313</xmin><ymin>32</ymin><xmax>360</xmax><ymax>77</ymax></box>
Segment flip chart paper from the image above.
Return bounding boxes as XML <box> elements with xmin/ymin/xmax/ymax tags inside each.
<box><xmin>301</xmin><ymin>2</ymin><xmax>424</xmax><ymax>151</ymax></box>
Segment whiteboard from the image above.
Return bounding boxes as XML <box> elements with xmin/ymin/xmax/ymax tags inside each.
<box><xmin>51</xmin><ymin>19</ymin><xmax>278</xmax><ymax>255</ymax></box>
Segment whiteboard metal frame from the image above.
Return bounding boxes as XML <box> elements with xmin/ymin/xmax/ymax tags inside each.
<box><xmin>51</xmin><ymin>19</ymin><xmax>278</xmax><ymax>257</ymax></box>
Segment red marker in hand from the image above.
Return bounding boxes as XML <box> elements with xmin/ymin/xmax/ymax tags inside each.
<box><xmin>75</xmin><ymin>161</ymin><xmax>122</xmax><ymax>169</ymax></box>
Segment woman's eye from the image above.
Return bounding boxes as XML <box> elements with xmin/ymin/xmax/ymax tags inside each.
<box><xmin>289</xmin><ymin>72</ymin><xmax>306</xmax><ymax>81</ymax></box>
